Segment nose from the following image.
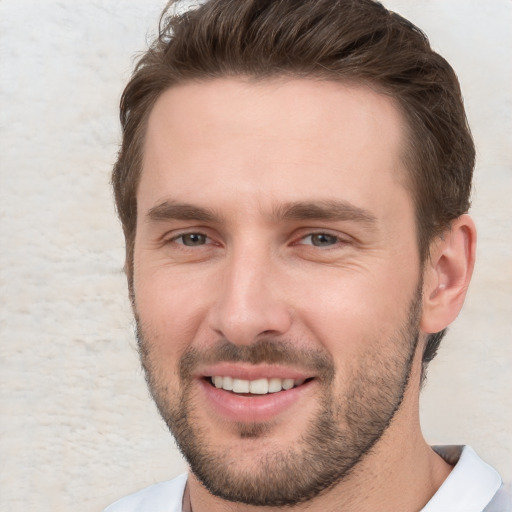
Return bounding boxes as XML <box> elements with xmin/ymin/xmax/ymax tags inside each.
<box><xmin>207</xmin><ymin>245</ymin><xmax>293</xmax><ymax>345</ymax></box>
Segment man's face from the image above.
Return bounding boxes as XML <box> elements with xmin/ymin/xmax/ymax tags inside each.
<box><xmin>133</xmin><ymin>79</ymin><xmax>424</xmax><ymax>506</ymax></box>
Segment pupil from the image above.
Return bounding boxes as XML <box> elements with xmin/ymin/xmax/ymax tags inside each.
<box><xmin>184</xmin><ymin>233</ymin><xmax>205</xmax><ymax>246</ymax></box>
<box><xmin>312</xmin><ymin>234</ymin><xmax>336</xmax><ymax>246</ymax></box>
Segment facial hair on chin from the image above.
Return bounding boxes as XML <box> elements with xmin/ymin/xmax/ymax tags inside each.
<box><xmin>135</xmin><ymin>286</ymin><xmax>422</xmax><ymax>507</ymax></box>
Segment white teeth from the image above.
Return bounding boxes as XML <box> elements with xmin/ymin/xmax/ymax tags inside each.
<box><xmin>232</xmin><ymin>378</ymin><xmax>250</xmax><ymax>393</ymax></box>
<box><xmin>222</xmin><ymin>376</ymin><xmax>233</xmax><ymax>391</ymax></box>
<box><xmin>268</xmin><ymin>378</ymin><xmax>282</xmax><ymax>393</ymax></box>
<box><xmin>210</xmin><ymin>376</ymin><xmax>307</xmax><ymax>394</ymax></box>
<box><xmin>282</xmin><ymin>378</ymin><xmax>294</xmax><ymax>390</ymax></box>
<box><xmin>249</xmin><ymin>378</ymin><xmax>268</xmax><ymax>395</ymax></box>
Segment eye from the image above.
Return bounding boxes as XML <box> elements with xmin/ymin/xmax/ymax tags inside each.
<box><xmin>300</xmin><ymin>233</ymin><xmax>340</xmax><ymax>247</ymax></box>
<box><xmin>173</xmin><ymin>233</ymin><xmax>209</xmax><ymax>246</ymax></box>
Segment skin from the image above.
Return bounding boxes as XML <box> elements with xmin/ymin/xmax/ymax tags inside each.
<box><xmin>133</xmin><ymin>78</ymin><xmax>476</xmax><ymax>512</ymax></box>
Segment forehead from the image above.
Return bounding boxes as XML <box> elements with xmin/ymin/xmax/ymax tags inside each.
<box><xmin>139</xmin><ymin>78</ymin><xmax>410</xmax><ymax>220</ymax></box>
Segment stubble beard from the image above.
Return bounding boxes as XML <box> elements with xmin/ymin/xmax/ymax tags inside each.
<box><xmin>136</xmin><ymin>288</ymin><xmax>422</xmax><ymax>507</ymax></box>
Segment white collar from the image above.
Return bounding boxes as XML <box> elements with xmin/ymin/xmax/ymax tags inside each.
<box><xmin>420</xmin><ymin>445</ymin><xmax>502</xmax><ymax>512</ymax></box>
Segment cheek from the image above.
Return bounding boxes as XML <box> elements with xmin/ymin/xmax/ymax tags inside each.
<box><xmin>134</xmin><ymin>264</ymin><xmax>214</xmax><ymax>362</ymax></box>
<box><xmin>292</xmin><ymin>263</ymin><xmax>418</xmax><ymax>354</ymax></box>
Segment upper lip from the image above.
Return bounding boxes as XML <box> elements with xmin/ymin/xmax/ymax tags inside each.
<box><xmin>197</xmin><ymin>363</ymin><xmax>314</xmax><ymax>381</ymax></box>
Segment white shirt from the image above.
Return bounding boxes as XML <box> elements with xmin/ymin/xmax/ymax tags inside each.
<box><xmin>424</xmin><ymin>446</ymin><xmax>509</xmax><ymax>512</ymax></box>
<box><xmin>104</xmin><ymin>446</ymin><xmax>511</xmax><ymax>512</ymax></box>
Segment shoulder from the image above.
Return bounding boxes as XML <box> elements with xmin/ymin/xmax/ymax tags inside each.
<box><xmin>103</xmin><ymin>473</ymin><xmax>188</xmax><ymax>512</ymax></box>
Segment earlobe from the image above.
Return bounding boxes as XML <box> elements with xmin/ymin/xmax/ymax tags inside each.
<box><xmin>420</xmin><ymin>215</ymin><xmax>477</xmax><ymax>334</ymax></box>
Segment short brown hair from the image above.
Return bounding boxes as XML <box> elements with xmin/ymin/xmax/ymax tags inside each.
<box><xmin>113</xmin><ymin>0</ymin><xmax>475</xmax><ymax>368</ymax></box>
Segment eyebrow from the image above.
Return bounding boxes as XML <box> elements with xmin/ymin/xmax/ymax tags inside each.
<box><xmin>145</xmin><ymin>199</ymin><xmax>377</xmax><ymax>226</ymax></box>
<box><xmin>271</xmin><ymin>200</ymin><xmax>377</xmax><ymax>225</ymax></box>
<box><xmin>146</xmin><ymin>201</ymin><xmax>220</xmax><ymax>223</ymax></box>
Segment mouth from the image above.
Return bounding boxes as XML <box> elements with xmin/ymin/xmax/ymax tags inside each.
<box><xmin>194</xmin><ymin>362</ymin><xmax>318</xmax><ymax>423</ymax></box>
<box><xmin>198</xmin><ymin>369</ymin><xmax>316</xmax><ymax>423</ymax></box>
<box><xmin>207</xmin><ymin>375</ymin><xmax>313</xmax><ymax>395</ymax></box>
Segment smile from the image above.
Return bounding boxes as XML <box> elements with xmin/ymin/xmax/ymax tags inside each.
<box><xmin>209</xmin><ymin>376</ymin><xmax>307</xmax><ymax>394</ymax></box>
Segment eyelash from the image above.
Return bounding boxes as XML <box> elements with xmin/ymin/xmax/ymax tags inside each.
<box><xmin>297</xmin><ymin>232</ymin><xmax>343</xmax><ymax>248</ymax></box>
<box><xmin>165</xmin><ymin>230</ymin><xmax>347</xmax><ymax>250</ymax></box>
<box><xmin>168</xmin><ymin>232</ymin><xmax>213</xmax><ymax>247</ymax></box>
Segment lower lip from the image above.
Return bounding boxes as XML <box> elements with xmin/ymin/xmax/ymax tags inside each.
<box><xmin>199</xmin><ymin>378</ymin><xmax>315</xmax><ymax>423</ymax></box>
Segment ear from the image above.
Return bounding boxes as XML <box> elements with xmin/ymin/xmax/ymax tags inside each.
<box><xmin>420</xmin><ymin>215</ymin><xmax>477</xmax><ymax>334</ymax></box>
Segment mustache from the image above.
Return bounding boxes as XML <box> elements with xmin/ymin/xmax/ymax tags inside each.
<box><xmin>178</xmin><ymin>338</ymin><xmax>336</xmax><ymax>382</ymax></box>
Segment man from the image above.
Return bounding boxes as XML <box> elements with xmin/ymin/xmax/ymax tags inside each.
<box><xmin>105</xmin><ymin>0</ymin><xmax>511</xmax><ymax>511</ymax></box>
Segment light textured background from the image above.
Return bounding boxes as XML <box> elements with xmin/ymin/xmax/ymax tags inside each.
<box><xmin>0</xmin><ymin>1</ymin><xmax>510</xmax><ymax>511</ymax></box>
